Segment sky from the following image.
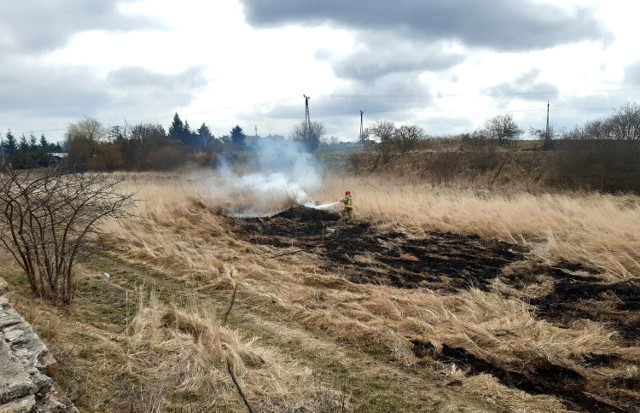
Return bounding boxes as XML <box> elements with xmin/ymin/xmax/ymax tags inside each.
<box><xmin>1</xmin><ymin>0</ymin><xmax>639</xmax><ymax>143</ymax></box>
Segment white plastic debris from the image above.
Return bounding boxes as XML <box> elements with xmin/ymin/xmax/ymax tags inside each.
<box><xmin>103</xmin><ymin>272</ymin><xmax>111</xmax><ymax>280</ymax></box>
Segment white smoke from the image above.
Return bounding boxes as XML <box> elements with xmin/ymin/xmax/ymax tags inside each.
<box><xmin>216</xmin><ymin>138</ymin><xmax>333</xmax><ymax>217</ymax></box>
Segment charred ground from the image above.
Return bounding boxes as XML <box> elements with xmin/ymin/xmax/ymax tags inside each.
<box><xmin>233</xmin><ymin>206</ymin><xmax>640</xmax><ymax>413</ymax></box>
<box><xmin>237</xmin><ymin>206</ymin><xmax>525</xmax><ymax>292</ymax></box>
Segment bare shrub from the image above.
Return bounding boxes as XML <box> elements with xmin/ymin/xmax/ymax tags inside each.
<box><xmin>425</xmin><ymin>151</ymin><xmax>464</xmax><ymax>184</ymax></box>
<box><xmin>0</xmin><ymin>165</ymin><xmax>134</xmax><ymax>304</ymax></box>
<box><xmin>546</xmin><ymin>140</ymin><xmax>640</xmax><ymax>193</ymax></box>
<box><xmin>143</xmin><ymin>146</ymin><xmax>188</xmax><ymax>171</ymax></box>
<box><xmin>458</xmin><ymin>131</ymin><xmax>498</xmax><ymax>151</ymax></box>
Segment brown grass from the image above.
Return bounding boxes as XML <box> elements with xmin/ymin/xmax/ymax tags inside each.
<box><xmin>317</xmin><ymin>175</ymin><xmax>640</xmax><ymax>280</ymax></box>
<box><xmin>3</xmin><ymin>168</ymin><xmax>639</xmax><ymax>412</ymax></box>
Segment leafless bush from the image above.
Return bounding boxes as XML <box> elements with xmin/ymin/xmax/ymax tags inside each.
<box><xmin>143</xmin><ymin>146</ymin><xmax>188</xmax><ymax>171</ymax></box>
<box><xmin>421</xmin><ymin>151</ymin><xmax>507</xmax><ymax>185</ymax></box>
<box><xmin>0</xmin><ymin>165</ymin><xmax>134</xmax><ymax>304</ymax></box>
<box><xmin>425</xmin><ymin>152</ymin><xmax>464</xmax><ymax>184</ymax></box>
<box><xmin>542</xmin><ymin>139</ymin><xmax>640</xmax><ymax>192</ymax></box>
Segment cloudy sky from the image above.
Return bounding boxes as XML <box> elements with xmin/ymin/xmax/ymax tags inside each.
<box><xmin>1</xmin><ymin>0</ymin><xmax>638</xmax><ymax>143</ymax></box>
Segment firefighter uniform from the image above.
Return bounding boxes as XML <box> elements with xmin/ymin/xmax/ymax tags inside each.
<box><xmin>341</xmin><ymin>192</ymin><xmax>353</xmax><ymax>220</ymax></box>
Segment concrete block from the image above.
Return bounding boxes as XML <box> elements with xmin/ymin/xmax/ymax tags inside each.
<box><xmin>0</xmin><ymin>311</ymin><xmax>22</xmax><ymax>330</ymax></box>
<box><xmin>0</xmin><ymin>395</ymin><xmax>36</xmax><ymax>413</ymax></box>
<box><xmin>0</xmin><ymin>338</ymin><xmax>34</xmax><ymax>405</ymax></box>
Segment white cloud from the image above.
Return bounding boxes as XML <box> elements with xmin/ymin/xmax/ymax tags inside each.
<box><xmin>1</xmin><ymin>0</ymin><xmax>639</xmax><ymax>142</ymax></box>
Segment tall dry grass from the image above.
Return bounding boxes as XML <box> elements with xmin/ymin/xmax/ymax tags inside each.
<box><xmin>92</xmin><ymin>170</ymin><xmax>640</xmax><ymax>411</ymax></box>
<box><xmin>124</xmin><ymin>291</ymin><xmax>329</xmax><ymax>413</ymax></box>
<box><xmin>316</xmin><ymin>175</ymin><xmax>640</xmax><ymax>280</ymax></box>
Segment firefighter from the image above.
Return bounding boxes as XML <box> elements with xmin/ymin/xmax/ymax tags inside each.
<box><xmin>341</xmin><ymin>190</ymin><xmax>353</xmax><ymax>220</ymax></box>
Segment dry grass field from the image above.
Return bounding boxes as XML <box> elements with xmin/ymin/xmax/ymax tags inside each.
<box><xmin>2</xmin><ymin>166</ymin><xmax>639</xmax><ymax>412</ymax></box>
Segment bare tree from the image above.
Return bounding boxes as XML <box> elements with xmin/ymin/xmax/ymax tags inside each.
<box><xmin>393</xmin><ymin>124</ymin><xmax>425</xmax><ymax>153</ymax></box>
<box><xmin>583</xmin><ymin>119</ymin><xmax>610</xmax><ymax>139</ymax></box>
<box><xmin>559</xmin><ymin>102</ymin><xmax>640</xmax><ymax>141</ymax></box>
<box><xmin>66</xmin><ymin>118</ymin><xmax>107</xmax><ymax>142</ymax></box>
<box><xmin>0</xmin><ymin>165</ymin><xmax>134</xmax><ymax>304</ymax></box>
<box><xmin>483</xmin><ymin>114</ymin><xmax>523</xmax><ymax>145</ymax></box>
<box><xmin>367</xmin><ymin>120</ymin><xmax>396</xmax><ymax>161</ymax></box>
<box><xmin>292</xmin><ymin>120</ymin><xmax>325</xmax><ymax>152</ymax></box>
<box><xmin>367</xmin><ymin>120</ymin><xmax>395</xmax><ymax>142</ymax></box>
<box><xmin>66</xmin><ymin>118</ymin><xmax>108</xmax><ymax>169</ymax></box>
<box><xmin>608</xmin><ymin>101</ymin><xmax>640</xmax><ymax>140</ymax></box>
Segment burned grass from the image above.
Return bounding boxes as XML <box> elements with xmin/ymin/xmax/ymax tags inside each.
<box><xmin>501</xmin><ymin>262</ymin><xmax>640</xmax><ymax>345</ymax></box>
<box><xmin>533</xmin><ymin>277</ymin><xmax>640</xmax><ymax>344</ymax></box>
<box><xmin>233</xmin><ymin>206</ymin><xmax>640</xmax><ymax>412</ymax></box>
<box><xmin>237</xmin><ymin>206</ymin><xmax>525</xmax><ymax>292</ymax></box>
<box><xmin>327</xmin><ymin>230</ymin><xmax>524</xmax><ymax>292</ymax></box>
<box><xmin>421</xmin><ymin>342</ymin><xmax>637</xmax><ymax>413</ymax></box>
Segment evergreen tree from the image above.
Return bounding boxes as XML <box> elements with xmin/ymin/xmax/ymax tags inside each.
<box><xmin>168</xmin><ymin>113</ymin><xmax>185</xmax><ymax>141</ymax></box>
<box><xmin>230</xmin><ymin>125</ymin><xmax>246</xmax><ymax>146</ymax></box>
<box><xmin>197</xmin><ymin>123</ymin><xmax>214</xmax><ymax>148</ymax></box>
<box><xmin>183</xmin><ymin>120</ymin><xmax>196</xmax><ymax>146</ymax></box>
<box><xmin>3</xmin><ymin>130</ymin><xmax>17</xmax><ymax>158</ymax></box>
<box><xmin>19</xmin><ymin>134</ymin><xmax>29</xmax><ymax>152</ymax></box>
<box><xmin>40</xmin><ymin>134</ymin><xmax>49</xmax><ymax>151</ymax></box>
<box><xmin>168</xmin><ymin>113</ymin><xmax>198</xmax><ymax>147</ymax></box>
<box><xmin>29</xmin><ymin>133</ymin><xmax>38</xmax><ymax>152</ymax></box>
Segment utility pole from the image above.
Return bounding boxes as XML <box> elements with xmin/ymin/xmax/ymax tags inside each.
<box><xmin>359</xmin><ymin>110</ymin><xmax>364</xmax><ymax>143</ymax></box>
<box><xmin>544</xmin><ymin>100</ymin><xmax>552</xmax><ymax>150</ymax></box>
<box><xmin>301</xmin><ymin>94</ymin><xmax>313</xmax><ymax>150</ymax></box>
<box><xmin>546</xmin><ymin>100</ymin><xmax>550</xmax><ymax>135</ymax></box>
<box><xmin>303</xmin><ymin>94</ymin><xmax>311</xmax><ymax>128</ymax></box>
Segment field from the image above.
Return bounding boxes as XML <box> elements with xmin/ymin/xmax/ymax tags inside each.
<box><xmin>2</xmin><ymin>156</ymin><xmax>640</xmax><ymax>412</ymax></box>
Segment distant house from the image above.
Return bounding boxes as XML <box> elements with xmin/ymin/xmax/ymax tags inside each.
<box><xmin>244</xmin><ymin>135</ymin><xmax>259</xmax><ymax>146</ymax></box>
<box><xmin>245</xmin><ymin>134</ymin><xmax>285</xmax><ymax>146</ymax></box>
<box><xmin>362</xmin><ymin>139</ymin><xmax>377</xmax><ymax>148</ymax></box>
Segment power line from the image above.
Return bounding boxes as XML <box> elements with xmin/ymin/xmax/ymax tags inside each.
<box><xmin>5</xmin><ymin>90</ymin><xmax>636</xmax><ymax>139</ymax></box>
<box><xmin>328</xmin><ymin>87</ymin><xmax>638</xmax><ymax>99</ymax></box>
<box><xmin>361</xmin><ymin>106</ymin><xmax>620</xmax><ymax>114</ymax></box>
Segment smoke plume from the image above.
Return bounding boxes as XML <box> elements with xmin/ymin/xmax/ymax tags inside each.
<box><xmin>217</xmin><ymin>138</ymin><xmax>329</xmax><ymax>217</ymax></box>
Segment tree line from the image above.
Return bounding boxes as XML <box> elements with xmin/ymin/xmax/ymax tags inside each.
<box><xmin>0</xmin><ymin>130</ymin><xmax>64</xmax><ymax>168</ymax></box>
<box><xmin>364</xmin><ymin>102</ymin><xmax>640</xmax><ymax>155</ymax></box>
<box><xmin>1</xmin><ymin>109</ymin><xmax>332</xmax><ymax>171</ymax></box>
<box><xmin>0</xmin><ymin>113</ymin><xmax>263</xmax><ymax>171</ymax></box>
<box><xmin>3</xmin><ymin>102</ymin><xmax>639</xmax><ymax>171</ymax></box>
<box><xmin>360</xmin><ymin>102</ymin><xmax>640</xmax><ymax>193</ymax></box>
